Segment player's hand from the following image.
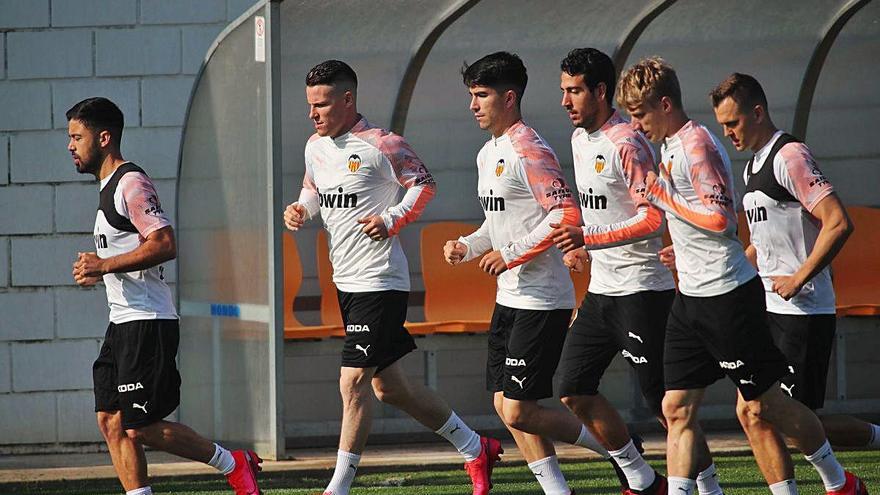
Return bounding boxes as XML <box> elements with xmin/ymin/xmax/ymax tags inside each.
<box><xmin>283</xmin><ymin>203</ymin><xmax>307</xmax><ymax>231</ymax></box>
<box><xmin>443</xmin><ymin>240</ymin><xmax>467</xmax><ymax>265</ymax></box>
<box><xmin>563</xmin><ymin>249</ymin><xmax>589</xmax><ymax>273</ymax></box>
<box><xmin>73</xmin><ymin>252</ymin><xmax>106</xmax><ymax>286</ymax></box>
<box><xmin>771</xmin><ymin>275</ymin><xmax>803</xmax><ymax>300</ymax></box>
<box><xmin>550</xmin><ymin>223</ymin><xmax>585</xmax><ymax>252</ymax></box>
<box><xmin>358</xmin><ymin>215</ymin><xmax>389</xmax><ymax>241</ymax></box>
<box><xmin>479</xmin><ymin>250</ymin><xmax>508</xmax><ymax>276</ymax></box>
<box><xmin>658</xmin><ymin>245</ymin><xmax>676</xmax><ymax>271</ymax></box>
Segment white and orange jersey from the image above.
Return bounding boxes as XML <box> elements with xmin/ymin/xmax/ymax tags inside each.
<box><xmin>571</xmin><ymin>111</ymin><xmax>675</xmax><ymax>296</ymax></box>
<box><xmin>458</xmin><ymin>121</ymin><xmax>579</xmax><ymax>310</ymax></box>
<box><xmin>646</xmin><ymin>120</ymin><xmax>756</xmax><ymax>296</ymax></box>
<box><xmin>743</xmin><ymin>131</ymin><xmax>836</xmax><ymax>315</ymax></box>
<box><xmin>297</xmin><ymin>116</ymin><xmax>436</xmax><ymax>293</ymax></box>
<box><xmin>94</xmin><ymin>162</ymin><xmax>177</xmax><ymax>324</ymax></box>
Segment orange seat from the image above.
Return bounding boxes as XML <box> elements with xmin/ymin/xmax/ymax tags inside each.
<box><xmin>832</xmin><ymin>206</ymin><xmax>880</xmax><ymax>316</ymax></box>
<box><xmin>282</xmin><ymin>232</ymin><xmax>344</xmax><ymax>340</ymax></box>
<box><xmin>418</xmin><ymin>222</ymin><xmax>496</xmax><ymax>333</ymax></box>
<box><xmin>316</xmin><ymin>230</ymin><xmax>343</xmax><ymax>326</ymax></box>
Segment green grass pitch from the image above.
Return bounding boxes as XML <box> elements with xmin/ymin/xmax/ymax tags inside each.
<box><xmin>4</xmin><ymin>450</ymin><xmax>879</xmax><ymax>494</ymax></box>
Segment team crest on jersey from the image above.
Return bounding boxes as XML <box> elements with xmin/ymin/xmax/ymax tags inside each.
<box><xmin>347</xmin><ymin>154</ymin><xmax>361</xmax><ymax>173</ymax></box>
<box><xmin>495</xmin><ymin>159</ymin><xmax>505</xmax><ymax>177</ymax></box>
<box><xmin>594</xmin><ymin>154</ymin><xmax>606</xmax><ymax>173</ymax></box>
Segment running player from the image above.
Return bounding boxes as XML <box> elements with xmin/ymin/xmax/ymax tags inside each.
<box><xmin>617</xmin><ymin>57</ymin><xmax>867</xmax><ymax>495</ymax></box>
<box><xmin>283</xmin><ymin>60</ymin><xmax>500</xmax><ymax>495</ymax></box>
<box><xmin>68</xmin><ymin>97</ymin><xmax>262</xmax><ymax>495</ymax></box>
<box><xmin>445</xmin><ymin>51</ymin><xmax>613</xmax><ymax>495</ymax></box>
<box><xmin>710</xmin><ymin>70</ymin><xmax>878</xmax><ymax>474</ymax></box>
<box><xmin>550</xmin><ymin>47</ymin><xmax>723</xmax><ymax>495</ymax></box>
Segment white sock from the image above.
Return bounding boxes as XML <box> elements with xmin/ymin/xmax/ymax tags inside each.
<box><xmin>527</xmin><ymin>455</ymin><xmax>570</xmax><ymax>495</ymax></box>
<box><xmin>608</xmin><ymin>439</ymin><xmax>655</xmax><ymax>491</ymax></box>
<box><xmin>697</xmin><ymin>463</ymin><xmax>724</xmax><ymax>495</ymax></box>
<box><xmin>668</xmin><ymin>476</ymin><xmax>697</xmax><ymax>495</ymax></box>
<box><xmin>325</xmin><ymin>450</ymin><xmax>361</xmax><ymax>495</ymax></box>
<box><xmin>126</xmin><ymin>488</ymin><xmax>153</xmax><ymax>495</ymax></box>
<box><xmin>804</xmin><ymin>441</ymin><xmax>846</xmax><ymax>491</ymax></box>
<box><xmin>435</xmin><ymin>411</ymin><xmax>482</xmax><ymax>462</ymax></box>
<box><xmin>208</xmin><ymin>443</ymin><xmax>236</xmax><ymax>475</ymax></box>
<box><xmin>867</xmin><ymin>423</ymin><xmax>880</xmax><ymax>448</ymax></box>
<box><xmin>769</xmin><ymin>479</ymin><xmax>798</xmax><ymax>495</ymax></box>
<box><xmin>574</xmin><ymin>424</ymin><xmax>609</xmax><ymax>457</ymax></box>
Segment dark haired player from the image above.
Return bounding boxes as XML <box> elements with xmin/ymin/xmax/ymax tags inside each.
<box><xmin>68</xmin><ymin>97</ymin><xmax>262</xmax><ymax>495</ymax></box>
<box><xmin>284</xmin><ymin>60</ymin><xmax>499</xmax><ymax>495</ymax></box>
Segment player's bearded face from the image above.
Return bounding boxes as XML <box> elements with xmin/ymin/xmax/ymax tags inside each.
<box><xmin>560</xmin><ymin>72</ymin><xmax>601</xmax><ymax>130</ymax></box>
<box><xmin>67</xmin><ymin>119</ymin><xmax>103</xmax><ymax>175</ymax></box>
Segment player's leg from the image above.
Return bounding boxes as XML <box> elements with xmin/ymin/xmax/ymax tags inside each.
<box><xmin>96</xmin><ymin>410</ymin><xmax>148</xmax><ymax>491</ymax></box>
<box><xmin>488</xmin><ymin>305</ymin><xmax>574</xmax><ymax>494</ymax></box>
<box><xmin>323</xmin><ymin>290</ymin><xmax>402</xmax><ymax>495</ymax></box>
<box><xmin>115</xmin><ymin>319</ymin><xmax>261</xmax><ymax>494</ymax></box>
<box><xmin>371</xmin><ymin>360</ymin><xmax>496</xmax><ymax>470</ymax></box>
<box><xmin>500</xmin><ymin>307</ymin><xmax>608</xmax><ymax>455</ymax></box>
<box><xmin>662</xmin><ymin>292</ymin><xmax>727</xmax><ymax>495</ymax></box>
<box><xmin>736</xmin><ymin>391</ymin><xmax>796</xmax><ymax>492</ymax></box>
<box><xmin>558</xmin><ymin>292</ymin><xmax>632</xmax><ymax>449</ymax></box>
<box><xmin>494</xmin><ymin>392</ymin><xmax>571</xmax><ymax>495</ymax></box>
<box><xmin>771</xmin><ymin>313</ymin><xmax>880</xmax><ymax>449</ymax></box>
<box><xmin>94</xmin><ymin>323</ymin><xmax>150</xmax><ymax>492</ymax></box>
<box><xmin>663</xmin><ymin>388</ymin><xmax>709</xmax><ymax>490</ymax></box>
<box><xmin>722</xmin><ymin>279</ymin><xmax>864</xmax><ymax>494</ymax></box>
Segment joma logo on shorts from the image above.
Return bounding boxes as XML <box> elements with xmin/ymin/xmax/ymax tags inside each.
<box><xmin>622</xmin><ymin>350</ymin><xmax>647</xmax><ymax>364</ymax></box>
<box><xmin>346</xmin><ymin>324</ymin><xmax>371</xmax><ymax>333</ymax></box>
<box><xmin>719</xmin><ymin>360</ymin><xmax>745</xmax><ymax>369</ymax></box>
<box><xmin>505</xmin><ymin>358</ymin><xmax>526</xmax><ymax>367</ymax></box>
<box><xmin>117</xmin><ymin>382</ymin><xmax>144</xmax><ymax>392</ymax></box>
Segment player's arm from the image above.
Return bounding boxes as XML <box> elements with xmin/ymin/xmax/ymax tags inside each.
<box><xmin>771</xmin><ymin>149</ymin><xmax>851</xmax><ymax>299</ymax></box>
<box><xmin>554</xmin><ymin>143</ymin><xmax>664</xmax><ymax>252</ymax></box>
<box><xmin>285</xmin><ymin>163</ymin><xmax>320</xmax><ymax>231</ymax></box>
<box><xmin>453</xmin><ymin>220</ymin><xmax>492</xmax><ymax>264</ymax></box>
<box><xmin>74</xmin><ymin>174</ymin><xmax>175</xmax><ymax>284</ymax></box>
<box><xmin>501</xmin><ymin>157</ymin><xmax>581</xmax><ymax>270</ymax></box>
<box><xmin>379</xmin><ymin>137</ymin><xmax>436</xmax><ymax>236</ymax></box>
<box><xmin>744</xmin><ymin>244</ymin><xmax>758</xmax><ymax>268</ymax></box>
<box><xmin>645</xmin><ymin>144</ymin><xmax>736</xmax><ymax>236</ymax></box>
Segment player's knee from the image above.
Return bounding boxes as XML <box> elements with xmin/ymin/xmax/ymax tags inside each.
<box><xmin>560</xmin><ymin>394</ymin><xmax>591</xmax><ymax>417</ymax></box>
<box><xmin>492</xmin><ymin>393</ymin><xmax>505</xmax><ymax>420</ymax></box>
<box><xmin>502</xmin><ymin>401</ymin><xmax>535</xmax><ymax>431</ymax></box>
<box><xmin>661</xmin><ymin>394</ymin><xmax>695</xmax><ymax>426</ymax></box>
<box><xmin>339</xmin><ymin>370</ymin><xmax>371</xmax><ymax>399</ymax></box>
<box><xmin>96</xmin><ymin>412</ymin><xmax>123</xmax><ymax>440</ymax></box>
<box><xmin>124</xmin><ymin>427</ymin><xmax>147</xmax><ymax>443</ymax></box>
<box><xmin>372</xmin><ymin>381</ymin><xmax>403</xmax><ymax>406</ymax></box>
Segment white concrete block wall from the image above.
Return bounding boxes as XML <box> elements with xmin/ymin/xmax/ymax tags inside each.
<box><xmin>0</xmin><ymin>0</ymin><xmax>257</xmax><ymax>448</ymax></box>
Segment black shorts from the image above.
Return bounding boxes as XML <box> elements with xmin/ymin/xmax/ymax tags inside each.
<box><xmin>338</xmin><ymin>290</ymin><xmax>416</xmax><ymax>373</ymax></box>
<box><xmin>93</xmin><ymin>319</ymin><xmax>181</xmax><ymax>429</ymax></box>
<box><xmin>664</xmin><ymin>277</ymin><xmax>788</xmax><ymax>401</ymax></box>
<box><xmin>486</xmin><ymin>304</ymin><xmax>571</xmax><ymax>401</ymax></box>
<box><xmin>769</xmin><ymin>313</ymin><xmax>836</xmax><ymax>410</ymax></box>
<box><xmin>558</xmin><ymin>290</ymin><xmax>674</xmax><ymax>415</ymax></box>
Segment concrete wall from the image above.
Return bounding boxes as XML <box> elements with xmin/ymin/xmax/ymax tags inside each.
<box><xmin>0</xmin><ymin>0</ymin><xmax>256</xmax><ymax>449</ymax></box>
